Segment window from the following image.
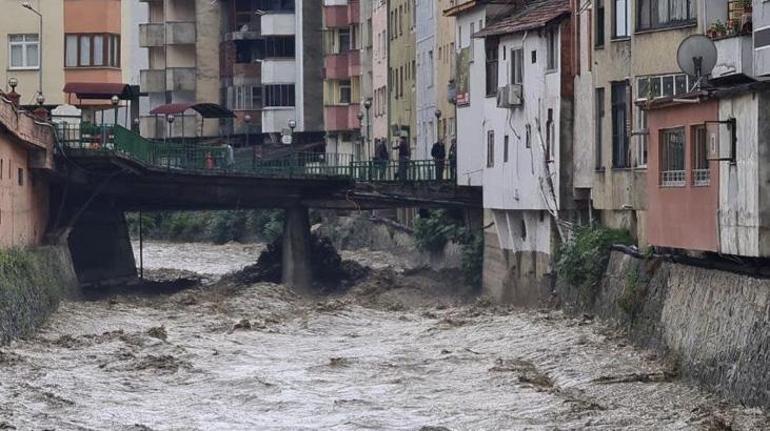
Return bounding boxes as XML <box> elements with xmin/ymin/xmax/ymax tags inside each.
<box><xmin>399</xmin><ymin>5</ymin><xmax>403</xmax><ymax>36</ymax></box>
<box><xmin>611</xmin><ymin>82</ymin><xmax>630</xmax><ymax>168</ymax></box>
<box><xmin>65</xmin><ymin>34</ymin><xmax>120</xmax><ymax>67</ymax></box>
<box><xmin>692</xmin><ymin>125</ymin><xmax>709</xmax><ymax>186</ymax></box>
<box><xmin>428</xmin><ymin>50</ymin><xmax>434</xmax><ymax>87</ymax></box>
<box><xmin>596</xmin><ymin>0</ymin><xmax>605</xmax><ymax>46</ymax></box>
<box><xmin>511</xmin><ymin>48</ymin><xmax>524</xmax><ymax>84</ymax></box>
<box><xmin>9</xmin><ymin>34</ymin><xmax>39</xmax><ymax>69</ymax></box>
<box><xmin>504</xmin><ymin>135</ymin><xmax>509</xmax><ymax>162</ymax></box>
<box><xmin>546</xmin><ymin>109</ymin><xmax>554</xmax><ymax>160</ymax></box>
<box><xmin>485</xmin><ymin>39</ymin><xmax>499</xmax><ymax>97</ymax></box>
<box><xmin>17</xmin><ymin>168</ymin><xmax>23</xmax><ymax>186</ymax></box>
<box><xmin>613</xmin><ymin>0</ymin><xmax>630</xmax><ymax>38</ymax></box>
<box><xmin>525</xmin><ymin>124</ymin><xmax>532</xmax><ymax>148</ymax></box>
<box><xmin>635</xmin><ymin>107</ymin><xmax>648</xmax><ymax>167</ymax></box>
<box><xmin>487</xmin><ymin>130</ymin><xmax>495</xmax><ymax>167</ymax></box>
<box><xmin>231</xmin><ymin>85</ymin><xmax>262</xmax><ymax>110</ymax></box>
<box><xmin>636</xmin><ymin>74</ymin><xmax>689</xmax><ymax>100</ymax></box>
<box><xmin>339</xmin><ymin>80</ymin><xmax>352</xmax><ymax>104</ymax></box>
<box><xmin>595</xmin><ymin>88</ymin><xmax>605</xmax><ymax>169</ymax></box>
<box><xmin>546</xmin><ymin>28</ymin><xmax>558</xmax><ymax>70</ymax></box>
<box><xmin>260</xmin><ymin>36</ymin><xmax>295</xmax><ymax>58</ymax></box>
<box><xmin>660</xmin><ymin>128</ymin><xmax>686</xmax><ymax>186</ymax></box>
<box><xmin>637</xmin><ymin>0</ymin><xmax>696</xmax><ymax>31</ymax></box>
<box><xmin>264</xmin><ymin>84</ymin><xmax>295</xmax><ymax>107</ymax></box>
<box><xmin>338</xmin><ymin>29</ymin><xmax>351</xmax><ymax>53</ymax></box>
<box><xmin>256</xmin><ymin>0</ymin><xmax>294</xmax><ymax>12</ymax></box>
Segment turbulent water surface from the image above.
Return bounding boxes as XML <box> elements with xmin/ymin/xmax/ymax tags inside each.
<box><xmin>0</xmin><ymin>241</ymin><xmax>768</xmax><ymax>430</ymax></box>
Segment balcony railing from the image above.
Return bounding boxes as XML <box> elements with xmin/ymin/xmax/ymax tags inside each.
<box><xmin>139</xmin><ymin>23</ymin><xmax>165</xmax><ymax>47</ymax></box>
<box><xmin>166</xmin><ymin>21</ymin><xmax>196</xmax><ymax>45</ymax></box>
<box><xmin>661</xmin><ymin>170</ymin><xmax>686</xmax><ymax>187</ymax></box>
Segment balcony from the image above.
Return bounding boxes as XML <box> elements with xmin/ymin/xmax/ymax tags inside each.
<box><xmin>166</xmin><ymin>21</ymin><xmax>196</xmax><ymax>45</ymax></box>
<box><xmin>261</xmin><ymin>13</ymin><xmax>296</xmax><ymax>36</ymax></box>
<box><xmin>261</xmin><ymin>59</ymin><xmax>296</xmax><ymax>84</ymax></box>
<box><xmin>166</xmin><ymin>67</ymin><xmax>196</xmax><ymax>92</ymax></box>
<box><xmin>713</xmin><ymin>34</ymin><xmax>753</xmax><ymax>79</ymax></box>
<box><xmin>141</xmin><ymin>69</ymin><xmax>166</xmax><ymax>93</ymax></box>
<box><xmin>139</xmin><ymin>23</ymin><xmax>165</xmax><ymax>47</ymax></box>
<box><xmin>324</xmin><ymin>2</ymin><xmax>360</xmax><ymax>27</ymax></box>
<box><xmin>232</xmin><ymin>62</ymin><xmax>262</xmax><ymax>83</ymax></box>
<box><xmin>324</xmin><ymin>104</ymin><xmax>360</xmax><ymax>132</ymax></box>
<box><xmin>324</xmin><ymin>50</ymin><xmax>360</xmax><ymax>80</ymax></box>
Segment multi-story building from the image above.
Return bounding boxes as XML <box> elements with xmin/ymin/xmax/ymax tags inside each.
<box><xmin>372</xmin><ymin>0</ymin><xmax>390</xmax><ymax>143</ymax></box>
<box><xmin>0</xmin><ymin>0</ymin><xmax>65</xmax><ymax>106</ymax></box>
<box><xmin>322</xmin><ymin>0</ymin><xmax>363</xmax><ymax>157</ymax></box>
<box><xmin>416</xmin><ymin>0</ymin><xmax>437</xmax><ymax>159</ymax></box>
<box><xmin>359</xmin><ymin>0</ymin><xmax>374</xmax><ymax>158</ymax></box>
<box><xmin>435</xmin><ymin>0</ymin><xmax>457</xmax><ymax>148</ymax></box>
<box><xmin>388</xmin><ymin>0</ymin><xmax>417</xmax><ymax>154</ymax></box>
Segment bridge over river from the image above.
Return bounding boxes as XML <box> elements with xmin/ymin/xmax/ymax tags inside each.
<box><xmin>52</xmin><ymin>124</ymin><xmax>480</xmax><ymax>290</ymax></box>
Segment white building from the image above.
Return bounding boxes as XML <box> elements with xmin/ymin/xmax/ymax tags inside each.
<box><xmin>471</xmin><ymin>0</ymin><xmax>576</xmax><ymax>303</ymax></box>
<box><xmin>416</xmin><ymin>0</ymin><xmax>437</xmax><ymax>159</ymax></box>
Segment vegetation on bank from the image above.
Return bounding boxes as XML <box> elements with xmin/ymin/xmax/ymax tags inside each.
<box><xmin>556</xmin><ymin>225</ymin><xmax>634</xmax><ymax>304</ymax></box>
<box><xmin>126</xmin><ymin>210</ymin><xmax>288</xmax><ymax>244</ymax></box>
<box><xmin>0</xmin><ymin>247</ymin><xmax>76</xmax><ymax>344</ymax></box>
<box><xmin>413</xmin><ymin>209</ymin><xmax>484</xmax><ymax>289</ymax></box>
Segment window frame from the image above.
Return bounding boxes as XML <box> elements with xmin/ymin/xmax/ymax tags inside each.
<box><xmin>692</xmin><ymin>124</ymin><xmax>710</xmax><ymax>186</ymax></box>
<box><xmin>8</xmin><ymin>34</ymin><xmax>40</xmax><ymax>70</ymax></box>
<box><xmin>511</xmin><ymin>48</ymin><xmax>524</xmax><ymax>85</ymax></box>
<box><xmin>611</xmin><ymin>81</ymin><xmax>630</xmax><ymax>169</ymax></box>
<box><xmin>64</xmin><ymin>33</ymin><xmax>121</xmax><ymax>68</ymax></box>
<box><xmin>264</xmin><ymin>84</ymin><xmax>295</xmax><ymax>107</ymax></box>
<box><xmin>636</xmin><ymin>0</ymin><xmax>696</xmax><ymax>32</ymax></box>
<box><xmin>485</xmin><ymin>38</ymin><xmax>499</xmax><ymax>97</ymax></box>
<box><xmin>613</xmin><ymin>0</ymin><xmax>630</xmax><ymax>39</ymax></box>
<box><xmin>660</xmin><ymin>127</ymin><xmax>686</xmax><ymax>187</ymax></box>
<box><xmin>546</xmin><ymin>27</ymin><xmax>558</xmax><ymax>71</ymax></box>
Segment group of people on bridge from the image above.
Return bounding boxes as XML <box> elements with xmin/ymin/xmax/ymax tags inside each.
<box><xmin>371</xmin><ymin>137</ymin><xmax>457</xmax><ymax>182</ymax></box>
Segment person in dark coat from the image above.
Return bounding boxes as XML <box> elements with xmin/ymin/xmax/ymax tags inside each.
<box><xmin>374</xmin><ymin>138</ymin><xmax>389</xmax><ymax>180</ymax></box>
<box><xmin>448</xmin><ymin>138</ymin><xmax>457</xmax><ymax>181</ymax></box>
<box><xmin>431</xmin><ymin>139</ymin><xmax>446</xmax><ymax>180</ymax></box>
<box><xmin>395</xmin><ymin>136</ymin><xmax>411</xmax><ymax>181</ymax></box>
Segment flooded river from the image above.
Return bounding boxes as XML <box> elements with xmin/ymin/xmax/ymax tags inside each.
<box><xmin>0</xmin><ymin>241</ymin><xmax>768</xmax><ymax>430</ymax></box>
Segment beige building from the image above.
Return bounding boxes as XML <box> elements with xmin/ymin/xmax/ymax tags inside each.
<box><xmin>0</xmin><ymin>0</ymin><xmax>65</xmax><ymax>106</ymax></box>
<box><xmin>139</xmin><ymin>0</ymin><xmax>221</xmax><ymax>138</ymax></box>
<box><xmin>591</xmin><ymin>0</ymin><xmax>700</xmax><ymax>244</ymax></box>
<box><xmin>389</xmin><ymin>0</ymin><xmax>417</xmax><ymax>153</ymax></box>
<box><xmin>435</xmin><ymin>0</ymin><xmax>456</xmax><ymax>143</ymax></box>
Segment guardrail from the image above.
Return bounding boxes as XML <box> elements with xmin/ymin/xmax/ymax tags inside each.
<box><xmin>56</xmin><ymin>124</ymin><xmax>454</xmax><ymax>182</ymax></box>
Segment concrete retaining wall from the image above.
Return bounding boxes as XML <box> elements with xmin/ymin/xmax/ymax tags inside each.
<box><xmin>557</xmin><ymin>250</ymin><xmax>770</xmax><ymax>407</ymax></box>
<box><xmin>0</xmin><ymin>245</ymin><xmax>78</xmax><ymax>344</ymax></box>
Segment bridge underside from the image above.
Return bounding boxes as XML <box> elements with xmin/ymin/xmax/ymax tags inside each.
<box><xmin>55</xmin><ymin>154</ymin><xmax>481</xmax><ymax>211</ymax></box>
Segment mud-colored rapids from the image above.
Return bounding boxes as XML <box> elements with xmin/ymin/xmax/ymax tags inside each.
<box><xmin>0</xmin><ymin>241</ymin><xmax>767</xmax><ymax>430</ymax></box>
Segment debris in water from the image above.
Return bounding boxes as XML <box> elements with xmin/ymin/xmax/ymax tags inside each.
<box><xmin>490</xmin><ymin>358</ymin><xmax>554</xmax><ymax>388</ymax></box>
<box><xmin>131</xmin><ymin>355</ymin><xmax>190</xmax><ymax>373</ymax></box>
<box><xmin>419</xmin><ymin>427</ymin><xmax>452</xmax><ymax>431</ymax></box>
<box><xmin>231</xmin><ymin>319</ymin><xmax>252</xmax><ymax>331</ymax></box>
<box><xmin>146</xmin><ymin>326</ymin><xmax>167</xmax><ymax>341</ymax></box>
<box><xmin>0</xmin><ymin>422</ymin><xmax>16</xmax><ymax>430</ymax></box>
<box><xmin>52</xmin><ymin>334</ymin><xmax>84</xmax><ymax>348</ymax></box>
<box><xmin>328</xmin><ymin>357</ymin><xmax>351</xmax><ymax>367</ymax></box>
<box><xmin>592</xmin><ymin>370</ymin><xmax>677</xmax><ymax>385</ymax></box>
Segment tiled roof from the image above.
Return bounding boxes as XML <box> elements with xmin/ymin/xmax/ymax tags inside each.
<box><xmin>473</xmin><ymin>0</ymin><xmax>570</xmax><ymax>38</ymax></box>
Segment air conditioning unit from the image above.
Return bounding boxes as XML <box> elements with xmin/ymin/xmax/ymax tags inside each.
<box><xmin>496</xmin><ymin>84</ymin><xmax>523</xmax><ymax>108</ymax></box>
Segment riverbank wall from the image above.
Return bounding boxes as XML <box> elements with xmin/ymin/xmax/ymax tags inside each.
<box><xmin>555</xmin><ymin>250</ymin><xmax>770</xmax><ymax>408</ymax></box>
<box><xmin>0</xmin><ymin>245</ymin><xmax>78</xmax><ymax>344</ymax></box>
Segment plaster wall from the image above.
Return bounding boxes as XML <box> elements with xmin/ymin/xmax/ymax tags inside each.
<box><xmin>572</xmin><ymin>3</ymin><xmax>594</xmax><ymax>189</ymax></box>
<box><xmin>372</xmin><ymin>0</ymin><xmax>389</xmax><ymax>140</ymax></box>
<box><xmin>416</xmin><ymin>0</ymin><xmax>437</xmax><ymax>159</ymax></box>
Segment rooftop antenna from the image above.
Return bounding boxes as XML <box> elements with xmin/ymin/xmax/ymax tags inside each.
<box><xmin>677</xmin><ymin>35</ymin><xmax>717</xmax><ymax>92</ymax></box>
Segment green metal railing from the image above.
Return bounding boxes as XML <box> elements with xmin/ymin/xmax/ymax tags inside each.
<box><xmin>56</xmin><ymin>123</ymin><xmax>454</xmax><ymax>182</ymax></box>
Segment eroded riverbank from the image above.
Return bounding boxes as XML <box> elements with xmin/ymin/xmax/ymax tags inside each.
<box><xmin>0</xmin><ymin>241</ymin><xmax>767</xmax><ymax>430</ymax></box>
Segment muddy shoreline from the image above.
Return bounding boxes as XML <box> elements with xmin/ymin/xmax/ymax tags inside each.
<box><xmin>0</xmin><ymin>241</ymin><xmax>767</xmax><ymax>430</ymax></box>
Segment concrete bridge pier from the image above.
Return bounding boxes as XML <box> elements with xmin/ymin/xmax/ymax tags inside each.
<box><xmin>282</xmin><ymin>206</ymin><xmax>312</xmax><ymax>291</ymax></box>
<box><xmin>67</xmin><ymin>205</ymin><xmax>137</xmax><ymax>287</ymax></box>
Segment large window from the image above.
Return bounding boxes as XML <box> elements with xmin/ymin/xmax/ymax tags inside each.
<box><xmin>9</xmin><ymin>34</ymin><xmax>39</xmax><ymax>70</ymax></box>
<box><xmin>511</xmin><ymin>48</ymin><xmax>524</xmax><ymax>84</ymax></box>
<box><xmin>692</xmin><ymin>125</ymin><xmax>709</xmax><ymax>186</ymax></box>
<box><xmin>339</xmin><ymin>80</ymin><xmax>351</xmax><ymax>104</ymax></box>
<box><xmin>264</xmin><ymin>84</ymin><xmax>295</xmax><ymax>107</ymax></box>
<box><xmin>546</xmin><ymin>28</ymin><xmax>558</xmax><ymax>70</ymax></box>
<box><xmin>338</xmin><ymin>29</ymin><xmax>351</xmax><ymax>53</ymax></box>
<box><xmin>637</xmin><ymin>73</ymin><xmax>689</xmax><ymax>100</ymax></box>
<box><xmin>595</xmin><ymin>88</ymin><xmax>605</xmax><ymax>169</ymax></box>
<box><xmin>611</xmin><ymin>82</ymin><xmax>630</xmax><ymax>168</ymax></box>
<box><xmin>231</xmin><ymin>85</ymin><xmax>263</xmax><ymax>110</ymax></box>
<box><xmin>261</xmin><ymin>36</ymin><xmax>295</xmax><ymax>58</ymax></box>
<box><xmin>614</xmin><ymin>0</ymin><xmax>630</xmax><ymax>38</ymax></box>
<box><xmin>660</xmin><ymin>127</ymin><xmax>686</xmax><ymax>186</ymax></box>
<box><xmin>637</xmin><ymin>0</ymin><xmax>696</xmax><ymax>31</ymax></box>
<box><xmin>65</xmin><ymin>34</ymin><xmax>120</xmax><ymax>67</ymax></box>
<box><xmin>596</xmin><ymin>0</ymin><xmax>605</xmax><ymax>46</ymax></box>
<box><xmin>485</xmin><ymin>39</ymin><xmax>499</xmax><ymax>97</ymax></box>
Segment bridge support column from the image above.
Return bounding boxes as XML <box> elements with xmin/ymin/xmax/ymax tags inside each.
<box><xmin>282</xmin><ymin>206</ymin><xmax>312</xmax><ymax>291</ymax></box>
<box><xmin>68</xmin><ymin>205</ymin><xmax>137</xmax><ymax>287</ymax></box>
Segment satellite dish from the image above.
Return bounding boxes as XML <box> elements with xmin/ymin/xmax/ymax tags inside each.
<box><xmin>677</xmin><ymin>35</ymin><xmax>717</xmax><ymax>79</ymax></box>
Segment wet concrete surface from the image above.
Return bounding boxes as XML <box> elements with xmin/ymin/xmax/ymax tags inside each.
<box><xmin>0</xmin><ymin>241</ymin><xmax>768</xmax><ymax>430</ymax></box>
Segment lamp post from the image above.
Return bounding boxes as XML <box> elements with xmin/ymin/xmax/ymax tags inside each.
<box><xmin>288</xmin><ymin>119</ymin><xmax>297</xmax><ymax>161</ymax></box>
<box><xmin>357</xmin><ymin>111</ymin><xmax>364</xmax><ymax>162</ymax></box>
<box><xmin>111</xmin><ymin>95</ymin><xmax>120</xmax><ymax>127</ymax></box>
<box><xmin>434</xmin><ymin>108</ymin><xmax>442</xmax><ymax>143</ymax></box>
<box><xmin>33</xmin><ymin>93</ymin><xmax>46</xmax><ymax>121</ymax></box>
<box><xmin>166</xmin><ymin>114</ymin><xmax>175</xmax><ymax>144</ymax></box>
<box><xmin>7</xmin><ymin>78</ymin><xmax>20</xmax><ymax>107</ymax></box>
<box><xmin>21</xmin><ymin>2</ymin><xmax>43</xmax><ymax>100</ymax></box>
<box><xmin>244</xmin><ymin>114</ymin><xmax>253</xmax><ymax>167</ymax></box>
<box><xmin>364</xmin><ymin>97</ymin><xmax>372</xmax><ymax>160</ymax></box>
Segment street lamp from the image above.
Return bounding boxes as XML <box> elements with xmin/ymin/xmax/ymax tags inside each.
<box><xmin>288</xmin><ymin>119</ymin><xmax>297</xmax><ymax>157</ymax></box>
<box><xmin>21</xmin><ymin>2</ymin><xmax>43</xmax><ymax>100</ymax></box>
<box><xmin>7</xmin><ymin>78</ymin><xmax>19</xmax><ymax>107</ymax></box>
<box><xmin>111</xmin><ymin>95</ymin><xmax>120</xmax><ymax>127</ymax></box>
<box><xmin>166</xmin><ymin>114</ymin><xmax>175</xmax><ymax>144</ymax></box>
<box><xmin>356</xmin><ymin>112</ymin><xmax>365</xmax><ymax>161</ymax></box>
<box><xmin>35</xmin><ymin>93</ymin><xmax>44</xmax><ymax>106</ymax></box>
<box><xmin>364</xmin><ymin>97</ymin><xmax>372</xmax><ymax>160</ymax></box>
<box><xmin>434</xmin><ymin>108</ymin><xmax>442</xmax><ymax>145</ymax></box>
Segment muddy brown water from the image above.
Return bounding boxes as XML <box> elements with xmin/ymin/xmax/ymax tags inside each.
<box><xmin>0</xmin><ymin>241</ymin><xmax>767</xmax><ymax>430</ymax></box>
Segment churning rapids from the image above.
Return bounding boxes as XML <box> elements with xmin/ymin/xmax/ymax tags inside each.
<box><xmin>0</xmin><ymin>241</ymin><xmax>768</xmax><ymax>430</ymax></box>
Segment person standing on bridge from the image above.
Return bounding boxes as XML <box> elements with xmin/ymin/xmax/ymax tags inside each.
<box><xmin>449</xmin><ymin>138</ymin><xmax>457</xmax><ymax>181</ymax></box>
<box><xmin>395</xmin><ymin>136</ymin><xmax>411</xmax><ymax>181</ymax></box>
<box><xmin>374</xmin><ymin>138</ymin><xmax>389</xmax><ymax>180</ymax></box>
<box><xmin>431</xmin><ymin>139</ymin><xmax>446</xmax><ymax>181</ymax></box>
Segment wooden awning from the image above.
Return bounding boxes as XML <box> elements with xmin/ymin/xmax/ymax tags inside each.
<box><xmin>149</xmin><ymin>103</ymin><xmax>236</xmax><ymax>118</ymax></box>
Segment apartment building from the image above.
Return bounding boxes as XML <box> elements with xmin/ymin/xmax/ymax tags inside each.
<box><xmin>322</xmin><ymin>0</ymin><xmax>363</xmax><ymax>157</ymax></box>
<box><xmin>359</xmin><ymin>0</ymin><xmax>374</xmax><ymax>158</ymax></box>
<box><xmin>416</xmin><ymin>0</ymin><xmax>438</xmax><ymax>159</ymax></box>
<box><xmin>372</xmin><ymin>0</ymin><xmax>390</xmax><ymax>142</ymax></box>
<box><xmin>435</xmin><ymin>0</ymin><xmax>457</xmax><ymax>149</ymax></box>
<box><xmin>389</xmin><ymin>0</ymin><xmax>417</xmax><ymax>153</ymax></box>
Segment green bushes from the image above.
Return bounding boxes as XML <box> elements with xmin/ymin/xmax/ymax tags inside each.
<box><xmin>126</xmin><ymin>209</ymin><xmax>285</xmax><ymax>244</ymax></box>
<box><xmin>556</xmin><ymin>225</ymin><xmax>633</xmax><ymax>303</ymax></box>
<box><xmin>459</xmin><ymin>230</ymin><xmax>484</xmax><ymax>289</ymax></box>
<box><xmin>0</xmin><ymin>247</ymin><xmax>77</xmax><ymax>344</ymax></box>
